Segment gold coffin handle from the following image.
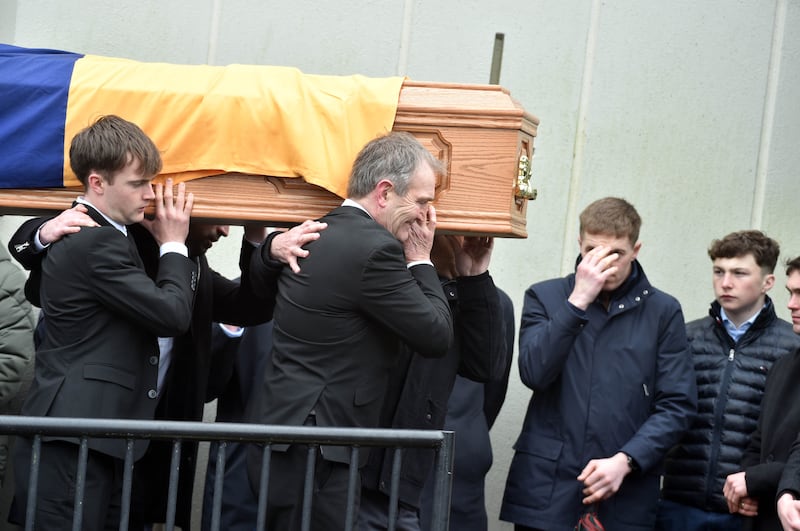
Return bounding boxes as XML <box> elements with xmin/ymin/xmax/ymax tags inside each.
<box><xmin>515</xmin><ymin>154</ymin><xmax>538</xmax><ymax>200</ymax></box>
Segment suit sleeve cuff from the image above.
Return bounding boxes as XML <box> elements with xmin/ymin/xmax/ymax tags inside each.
<box><xmin>407</xmin><ymin>260</ymin><xmax>434</xmax><ymax>269</ymax></box>
<box><xmin>159</xmin><ymin>242</ymin><xmax>189</xmax><ymax>257</ymax></box>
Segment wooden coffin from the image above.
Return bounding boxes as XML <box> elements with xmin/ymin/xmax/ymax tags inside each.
<box><xmin>0</xmin><ymin>80</ymin><xmax>539</xmax><ymax>237</ymax></box>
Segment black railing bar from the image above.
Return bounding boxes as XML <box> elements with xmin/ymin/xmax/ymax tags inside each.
<box><xmin>119</xmin><ymin>439</ymin><xmax>135</xmax><ymax>531</ymax></box>
<box><xmin>300</xmin><ymin>445</ymin><xmax>317</xmax><ymax>531</ymax></box>
<box><xmin>24</xmin><ymin>435</ymin><xmax>41</xmax><ymax>531</ymax></box>
<box><xmin>387</xmin><ymin>447</ymin><xmax>402</xmax><ymax>531</ymax></box>
<box><xmin>255</xmin><ymin>444</ymin><xmax>271</xmax><ymax>531</ymax></box>
<box><xmin>71</xmin><ymin>437</ymin><xmax>89</xmax><ymax>531</ymax></box>
<box><xmin>0</xmin><ymin>416</ymin><xmax>448</xmax><ymax>447</ymax></box>
<box><xmin>209</xmin><ymin>441</ymin><xmax>226</xmax><ymax>531</ymax></box>
<box><xmin>343</xmin><ymin>446</ymin><xmax>359</xmax><ymax>531</ymax></box>
<box><xmin>164</xmin><ymin>440</ymin><xmax>181</xmax><ymax>531</ymax></box>
<box><xmin>428</xmin><ymin>431</ymin><xmax>455</xmax><ymax>531</ymax></box>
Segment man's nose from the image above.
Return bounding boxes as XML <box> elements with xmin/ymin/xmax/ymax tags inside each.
<box><xmin>217</xmin><ymin>225</ymin><xmax>230</xmax><ymax>238</ymax></box>
<box><xmin>144</xmin><ymin>184</ymin><xmax>155</xmax><ymax>200</ymax></box>
<box><xmin>418</xmin><ymin>203</ymin><xmax>430</xmax><ymax>219</ymax></box>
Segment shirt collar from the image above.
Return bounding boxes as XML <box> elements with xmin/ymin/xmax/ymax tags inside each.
<box><xmin>720</xmin><ymin>305</ymin><xmax>762</xmax><ymax>342</ymax></box>
<box><xmin>342</xmin><ymin>198</ymin><xmax>373</xmax><ymax>219</ymax></box>
<box><xmin>76</xmin><ymin>197</ymin><xmax>127</xmax><ymax>236</ymax></box>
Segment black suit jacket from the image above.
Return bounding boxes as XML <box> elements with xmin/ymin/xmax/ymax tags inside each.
<box><xmin>128</xmin><ymin>226</ymin><xmax>273</xmax><ymax>530</ymax></box>
<box><xmin>10</xmin><ymin>206</ymin><xmax>197</xmax><ymax>460</ymax></box>
<box><xmin>741</xmin><ymin>348</ymin><xmax>800</xmax><ymax>530</ymax></box>
<box><xmin>10</xmin><ymin>216</ymin><xmax>274</xmax><ymax>529</ymax></box>
<box><xmin>248</xmin><ymin>205</ymin><xmax>453</xmax><ymax>464</ymax></box>
<box><xmin>361</xmin><ymin>274</ymin><xmax>506</xmax><ymax>508</ymax></box>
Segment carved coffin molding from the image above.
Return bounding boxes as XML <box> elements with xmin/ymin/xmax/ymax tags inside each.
<box><xmin>0</xmin><ymin>80</ymin><xmax>539</xmax><ymax>237</ymax></box>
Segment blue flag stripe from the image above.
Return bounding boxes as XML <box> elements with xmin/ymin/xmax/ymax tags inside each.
<box><xmin>0</xmin><ymin>44</ymin><xmax>84</xmax><ymax>188</ymax></box>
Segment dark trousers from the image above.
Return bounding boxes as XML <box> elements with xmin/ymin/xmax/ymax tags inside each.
<box><xmin>249</xmin><ymin>443</ymin><xmax>358</xmax><ymax>531</ymax></box>
<box><xmin>655</xmin><ymin>498</ymin><xmax>743</xmax><ymax>531</ymax></box>
<box><xmin>202</xmin><ymin>440</ymin><xmax>259</xmax><ymax>531</ymax></box>
<box><xmin>357</xmin><ymin>488</ymin><xmax>421</xmax><ymax>531</ymax></box>
<box><xmin>12</xmin><ymin>438</ymin><xmax>122</xmax><ymax>531</ymax></box>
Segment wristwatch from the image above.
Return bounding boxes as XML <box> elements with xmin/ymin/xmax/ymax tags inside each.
<box><xmin>625</xmin><ymin>453</ymin><xmax>639</xmax><ymax>472</ymax></box>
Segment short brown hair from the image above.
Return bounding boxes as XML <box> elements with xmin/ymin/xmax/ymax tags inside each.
<box><xmin>69</xmin><ymin>115</ymin><xmax>162</xmax><ymax>187</ymax></box>
<box><xmin>579</xmin><ymin>197</ymin><xmax>641</xmax><ymax>244</ymax></box>
<box><xmin>786</xmin><ymin>256</ymin><xmax>800</xmax><ymax>276</ymax></box>
<box><xmin>707</xmin><ymin>230</ymin><xmax>780</xmax><ymax>273</ymax></box>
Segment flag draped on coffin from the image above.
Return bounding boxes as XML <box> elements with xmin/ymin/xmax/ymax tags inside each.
<box><xmin>0</xmin><ymin>44</ymin><xmax>404</xmax><ymax>197</ymax></box>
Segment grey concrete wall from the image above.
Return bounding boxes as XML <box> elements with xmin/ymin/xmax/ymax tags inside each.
<box><xmin>3</xmin><ymin>1</ymin><xmax>799</xmax><ymax>528</ymax></box>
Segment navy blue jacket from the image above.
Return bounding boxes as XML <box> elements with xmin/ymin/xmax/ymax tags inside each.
<box><xmin>501</xmin><ymin>261</ymin><xmax>697</xmax><ymax>531</ymax></box>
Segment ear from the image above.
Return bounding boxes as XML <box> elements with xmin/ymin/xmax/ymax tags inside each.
<box><xmin>763</xmin><ymin>273</ymin><xmax>775</xmax><ymax>293</ymax></box>
<box><xmin>631</xmin><ymin>241</ymin><xmax>642</xmax><ymax>261</ymax></box>
<box><xmin>375</xmin><ymin>179</ymin><xmax>394</xmax><ymax>207</ymax></box>
<box><xmin>87</xmin><ymin>172</ymin><xmax>105</xmax><ymax>195</ymax></box>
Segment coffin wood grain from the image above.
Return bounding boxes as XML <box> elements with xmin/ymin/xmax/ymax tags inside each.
<box><xmin>0</xmin><ymin>80</ymin><xmax>538</xmax><ymax>237</ymax></box>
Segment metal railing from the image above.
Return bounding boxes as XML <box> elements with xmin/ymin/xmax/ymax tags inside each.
<box><xmin>0</xmin><ymin>415</ymin><xmax>454</xmax><ymax>531</ymax></box>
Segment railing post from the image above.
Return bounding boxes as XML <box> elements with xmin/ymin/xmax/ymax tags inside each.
<box><xmin>428</xmin><ymin>430</ymin><xmax>454</xmax><ymax>531</ymax></box>
<box><xmin>119</xmin><ymin>439</ymin><xmax>135</xmax><ymax>531</ymax></box>
<box><xmin>209</xmin><ymin>441</ymin><xmax>227</xmax><ymax>531</ymax></box>
<box><xmin>71</xmin><ymin>437</ymin><xmax>89</xmax><ymax>531</ymax></box>
<box><xmin>343</xmin><ymin>446</ymin><xmax>359</xmax><ymax>531</ymax></box>
<box><xmin>164</xmin><ymin>440</ymin><xmax>182</xmax><ymax>531</ymax></box>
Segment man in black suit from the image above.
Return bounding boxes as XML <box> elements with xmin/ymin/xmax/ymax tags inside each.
<box><xmin>10</xmin><ymin>144</ymin><xmax>325</xmax><ymax>529</ymax></box>
<box><xmin>248</xmin><ymin>131</ymin><xmax>454</xmax><ymax>531</ymax></box>
<box><xmin>725</xmin><ymin>255</ymin><xmax>800</xmax><ymax>530</ymax></box>
<box><xmin>10</xmin><ymin>115</ymin><xmax>197</xmax><ymax>530</ymax></box>
<box><xmin>11</xmin><ymin>217</ymin><xmax>323</xmax><ymax>531</ymax></box>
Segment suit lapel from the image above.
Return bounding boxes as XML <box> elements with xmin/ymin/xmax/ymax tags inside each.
<box><xmin>75</xmin><ymin>202</ymin><xmax>145</xmax><ymax>269</ymax></box>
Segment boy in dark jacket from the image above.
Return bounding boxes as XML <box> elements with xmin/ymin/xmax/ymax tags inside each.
<box><xmin>659</xmin><ymin>231</ymin><xmax>800</xmax><ymax>530</ymax></box>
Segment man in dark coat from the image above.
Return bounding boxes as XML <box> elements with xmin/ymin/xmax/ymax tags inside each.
<box><xmin>501</xmin><ymin>197</ymin><xmax>697</xmax><ymax>531</ymax></box>
<box><xmin>11</xmin><ymin>206</ymin><xmax>323</xmax><ymax>529</ymax></box>
<box><xmin>9</xmin><ymin>115</ymin><xmax>197</xmax><ymax>530</ymax></box>
<box><xmin>418</xmin><ymin>288</ymin><xmax>515</xmax><ymax>531</ymax></box>
<box><xmin>357</xmin><ymin>235</ymin><xmax>506</xmax><ymax>531</ymax></box>
<box><xmin>247</xmin><ymin>131</ymin><xmax>453</xmax><ymax>531</ymax></box>
<box><xmin>201</xmin><ymin>319</ymin><xmax>274</xmax><ymax>531</ymax></box>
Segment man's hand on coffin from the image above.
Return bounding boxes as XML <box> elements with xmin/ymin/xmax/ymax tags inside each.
<box><xmin>454</xmin><ymin>236</ymin><xmax>494</xmax><ymax>277</ymax></box>
<box><xmin>403</xmin><ymin>204</ymin><xmax>437</xmax><ymax>263</ymax></box>
<box><xmin>269</xmin><ymin>219</ymin><xmax>328</xmax><ymax>274</ymax></box>
<box><xmin>39</xmin><ymin>204</ymin><xmax>99</xmax><ymax>245</ymax></box>
<box><xmin>140</xmin><ymin>179</ymin><xmax>193</xmax><ymax>246</ymax></box>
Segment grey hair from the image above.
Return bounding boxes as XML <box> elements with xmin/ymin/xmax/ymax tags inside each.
<box><xmin>346</xmin><ymin>132</ymin><xmax>443</xmax><ymax>198</ymax></box>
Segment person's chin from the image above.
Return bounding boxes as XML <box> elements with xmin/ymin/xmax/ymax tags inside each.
<box><xmin>603</xmin><ymin>279</ymin><xmax>621</xmax><ymax>292</ymax></box>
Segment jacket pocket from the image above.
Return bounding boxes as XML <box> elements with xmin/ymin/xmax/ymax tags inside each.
<box><xmin>83</xmin><ymin>364</ymin><xmax>136</xmax><ymax>391</ymax></box>
<box><xmin>506</xmin><ymin>433</ymin><xmax>563</xmax><ymax>509</ymax></box>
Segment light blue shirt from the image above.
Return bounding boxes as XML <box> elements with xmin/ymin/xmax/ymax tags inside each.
<box><xmin>720</xmin><ymin>306</ymin><xmax>762</xmax><ymax>343</ymax></box>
